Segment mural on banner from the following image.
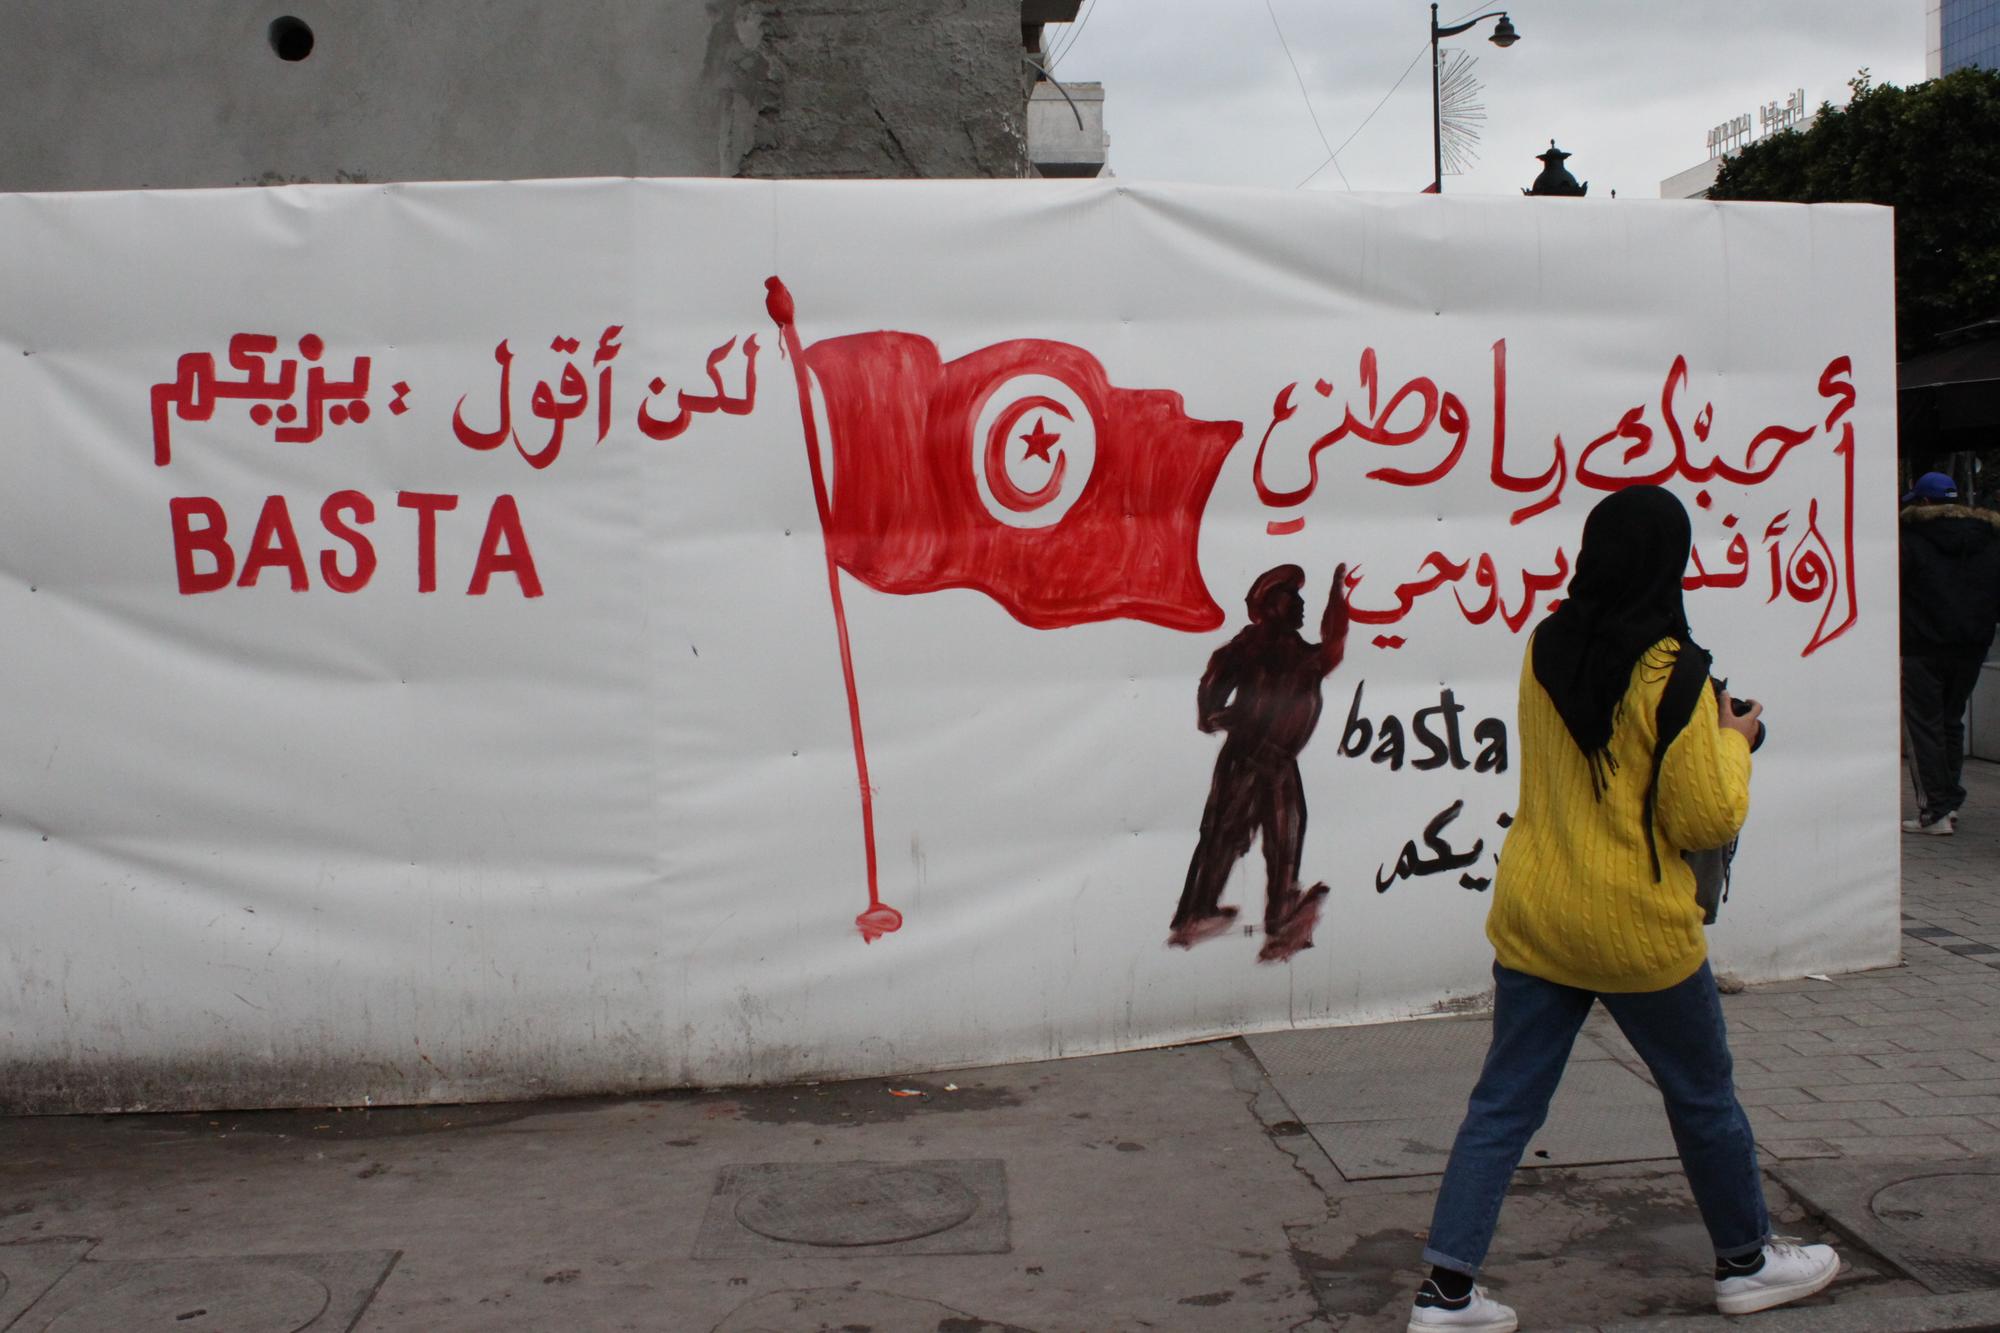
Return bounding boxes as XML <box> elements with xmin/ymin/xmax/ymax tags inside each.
<box><xmin>766</xmin><ymin>277</ymin><xmax>1245</xmax><ymax>941</ymax></box>
<box><xmin>1170</xmin><ymin>562</ymin><xmax>1347</xmax><ymax>964</ymax></box>
<box><xmin>0</xmin><ymin>181</ymin><xmax>1902</xmax><ymax>1111</ymax></box>
<box><xmin>1251</xmin><ymin>342</ymin><xmax>1861</xmax><ymax>659</ymax></box>
<box><xmin>144</xmin><ymin>274</ymin><xmax>1866</xmax><ymax>954</ymax></box>
<box><xmin>1244</xmin><ymin>340</ymin><xmax>1863</xmax><ymax>909</ymax></box>
<box><xmin>152</xmin><ymin>323</ymin><xmax>766</xmax><ymax>595</ymax></box>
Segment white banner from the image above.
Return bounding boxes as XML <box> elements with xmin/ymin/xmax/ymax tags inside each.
<box><xmin>0</xmin><ymin>180</ymin><xmax>1898</xmax><ymax>1111</ymax></box>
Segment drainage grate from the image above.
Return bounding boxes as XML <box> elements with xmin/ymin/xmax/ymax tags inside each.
<box><xmin>1898</xmin><ymin>1254</ymin><xmax>2000</xmax><ymax>1294</ymax></box>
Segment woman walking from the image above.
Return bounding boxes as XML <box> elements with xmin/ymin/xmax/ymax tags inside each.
<box><xmin>1406</xmin><ymin>486</ymin><xmax>1838</xmax><ymax>1333</ymax></box>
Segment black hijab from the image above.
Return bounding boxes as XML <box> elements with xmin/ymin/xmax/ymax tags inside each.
<box><xmin>1533</xmin><ymin>485</ymin><xmax>1713</xmax><ymax>878</ymax></box>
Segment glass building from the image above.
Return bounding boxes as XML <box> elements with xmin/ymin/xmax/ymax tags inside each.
<box><xmin>1930</xmin><ymin>0</ymin><xmax>2000</xmax><ymax>75</ymax></box>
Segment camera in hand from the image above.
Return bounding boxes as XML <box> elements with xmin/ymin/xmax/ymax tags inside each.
<box><xmin>1716</xmin><ymin>681</ymin><xmax>1766</xmax><ymax>752</ymax></box>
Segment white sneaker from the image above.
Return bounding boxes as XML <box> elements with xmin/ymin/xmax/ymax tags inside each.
<box><xmin>1714</xmin><ymin>1240</ymin><xmax>1841</xmax><ymax>1315</ymax></box>
<box><xmin>1902</xmin><ymin>812</ymin><xmax>1955</xmax><ymax>835</ymax></box>
<box><xmin>1407</xmin><ymin>1279</ymin><xmax>1518</xmax><ymax>1332</ymax></box>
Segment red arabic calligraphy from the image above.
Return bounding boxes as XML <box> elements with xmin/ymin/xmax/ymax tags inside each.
<box><xmin>1345</xmin><ymin>549</ymin><xmax>1571</xmax><ymax>636</ymax></box>
<box><xmin>150</xmin><ymin>333</ymin><xmax>375</xmax><ymax>466</ymax></box>
<box><xmin>1251</xmin><ymin>347</ymin><xmax>1473</xmax><ymax>508</ymax></box>
<box><xmin>636</xmin><ymin>334</ymin><xmax>760</xmax><ymax>440</ymax></box>
<box><xmin>1266</xmin><ymin>348</ymin><xmax>1860</xmax><ymax>657</ymax></box>
<box><xmin>451</xmin><ymin>326</ymin><xmax>759</xmax><ymax>466</ymax></box>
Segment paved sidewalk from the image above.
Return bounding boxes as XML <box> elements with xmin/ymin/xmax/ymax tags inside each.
<box><xmin>1253</xmin><ymin>761</ymin><xmax>2000</xmax><ymax>1330</ymax></box>
<box><xmin>0</xmin><ymin>766</ymin><xmax>1996</xmax><ymax>1331</ymax></box>
<box><xmin>1724</xmin><ymin>759</ymin><xmax>2000</xmax><ymax>1165</ymax></box>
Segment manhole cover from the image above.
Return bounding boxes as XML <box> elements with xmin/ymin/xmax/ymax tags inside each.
<box><xmin>41</xmin><ymin>1266</ymin><xmax>330</xmax><ymax>1332</ymax></box>
<box><xmin>1774</xmin><ymin>1158</ymin><xmax>2000</xmax><ymax>1295</ymax></box>
<box><xmin>1870</xmin><ymin>1172</ymin><xmax>2000</xmax><ymax>1258</ymax></box>
<box><xmin>694</xmin><ymin>1159</ymin><xmax>1008</xmax><ymax>1259</ymax></box>
<box><xmin>734</xmin><ymin>1165</ymin><xmax>979</xmax><ymax>1247</ymax></box>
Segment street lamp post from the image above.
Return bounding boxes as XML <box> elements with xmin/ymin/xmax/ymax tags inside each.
<box><xmin>1430</xmin><ymin>3</ymin><xmax>1519</xmax><ymax>193</ymax></box>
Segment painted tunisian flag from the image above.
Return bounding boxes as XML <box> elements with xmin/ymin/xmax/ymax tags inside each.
<box><xmin>764</xmin><ymin>278</ymin><xmax>1242</xmax><ymax>942</ymax></box>
<box><xmin>797</xmin><ymin>322</ymin><xmax>1241</xmax><ymax>632</ymax></box>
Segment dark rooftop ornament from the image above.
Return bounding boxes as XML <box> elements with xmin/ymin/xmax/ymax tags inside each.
<box><xmin>1523</xmin><ymin>140</ymin><xmax>1588</xmax><ymax>196</ymax></box>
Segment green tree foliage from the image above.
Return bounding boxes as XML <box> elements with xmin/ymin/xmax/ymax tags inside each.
<box><xmin>1710</xmin><ymin>68</ymin><xmax>2000</xmax><ymax>354</ymax></box>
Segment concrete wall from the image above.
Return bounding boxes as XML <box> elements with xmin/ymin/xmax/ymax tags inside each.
<box><xmin>0</xmin><ymin>0</ymin><xmax>1030</xmax><ymax>192</ymax></box>
<box><xmin>1027</xmin><ymin>80</ymin><xmax>1107</xmax><ymax>177</ymax></box>
<box><xmin>722</xmin><ymin>0</ymin><xmax>1031</xmax><ymax>179</ymax></box>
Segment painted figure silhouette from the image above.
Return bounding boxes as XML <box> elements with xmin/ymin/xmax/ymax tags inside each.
<box><xmin>1171</xmin><ymin>562</ymin><xmax>1350</xmax><ymax>962</ymax></box>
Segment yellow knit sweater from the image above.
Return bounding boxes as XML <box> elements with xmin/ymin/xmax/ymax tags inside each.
<box><xmin>1485</xmin><ymin>635</ymin><xmax>1753</xmax><ymax>993</ymax></box>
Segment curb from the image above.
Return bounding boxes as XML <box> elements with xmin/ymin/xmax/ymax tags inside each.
<box><xmin>1568</xmin><ymin>1287</ymin><xmax>2000</xmax><ymax>1332</ymax></box>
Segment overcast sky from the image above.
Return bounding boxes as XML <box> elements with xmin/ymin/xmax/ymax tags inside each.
<box><xmin>1044</xmin><ymin>0</ymin><xmax>1928</xmax><ymax>198</ymax></box>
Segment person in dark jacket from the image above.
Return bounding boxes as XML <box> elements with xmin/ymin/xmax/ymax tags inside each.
<box><xmin>1900</xmin><ymin>471</ymin><xmax>2000</xmax><ymax>834</ymax></box>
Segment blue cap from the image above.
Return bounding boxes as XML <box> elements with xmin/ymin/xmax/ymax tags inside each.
<box><xmin>1902</xmin><ymin>471</ymin><xmax>1958</xmax><ymax>503</ymax></box>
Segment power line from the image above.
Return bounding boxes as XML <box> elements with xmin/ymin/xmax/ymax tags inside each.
<box><xmin>1265</xmin><ymin>0</ymin><xmax>1351</xmax><ymax>190</ymax></box>
<box><xmin>1297</xmin><ymin>39</ymin><xmax>1428</xmax><ymax>189</ymax></box>
<box><xmin>1048</xmin><ymin>0</ymin><xmax>1099</xmax><ymax>72</ymax></box>
<box><xmin>1049</xmin><ymin>0</ymin><xmax>1095</xmax><ymax>69</ymax></box>
<box><xmin>1294</xmin><ymin>4</ymin><xmax>1500</xmax><ymax>189</ymax></box>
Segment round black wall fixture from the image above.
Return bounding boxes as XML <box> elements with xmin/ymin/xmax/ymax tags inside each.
<box><xmin>268</xmin><ymin>16</ymin><xmax>315</xmax><ymax>61</ymax></box>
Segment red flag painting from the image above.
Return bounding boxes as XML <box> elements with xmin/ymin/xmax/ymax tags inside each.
<box><xmin>765</xmin><ymin>278</ymin><xmax>1242</xmax><ymax>942</ymax></box>
<box><xmin>803</xmin><ymin>332</ymin><xmax>1240</xmax><ymax>631</ymax></box>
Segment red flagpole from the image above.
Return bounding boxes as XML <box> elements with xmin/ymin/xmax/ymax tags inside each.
<box><xmin>765</xmin><ymin>277</ymin><xmax>901</xmax><ymax>942</ymax></box>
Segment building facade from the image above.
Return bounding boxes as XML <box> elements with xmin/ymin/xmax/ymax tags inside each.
<box><xmin>0</xmin><ymin>0</ymin><xmax>1081</xmax><ymax>191</ymax></box>
<box><xmin>1659</xmin><ymin>90</ymin><xmax>1813</xmax><ymax>199</ymax></box>
<box><xmin>1930</xmin><ymin>0</ymin><xmax>2000</xmax><ymax>76</ymax></box>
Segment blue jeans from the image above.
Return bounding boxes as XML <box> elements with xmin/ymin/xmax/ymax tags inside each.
<box><xmin>1423</xmin><ymin>960</ymin><xmax>1769</xmax><ymax>1275</ymax></box>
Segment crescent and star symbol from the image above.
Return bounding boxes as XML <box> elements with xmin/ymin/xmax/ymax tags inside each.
<box><xmin>1019</xmin><ymin>415</ymin><xmax>1062</xmax><ymax>463</ymax></box>
<box><xmin>983</xmin><ymin>394</ymin><xmax>1074</xmax><ymax>514</ymax></box>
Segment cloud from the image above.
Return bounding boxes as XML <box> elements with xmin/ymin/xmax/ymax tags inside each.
<box><xmin>1052</xmin><ymin>0</ymin><xmax>1927</xmax><ymax>197</ymax></box>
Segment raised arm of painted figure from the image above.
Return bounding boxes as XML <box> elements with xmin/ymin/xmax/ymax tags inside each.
<box><xmin>1318</xmin><ymin>562</ymin><xmax>1351</xmax><ymax>676</ymax></box>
